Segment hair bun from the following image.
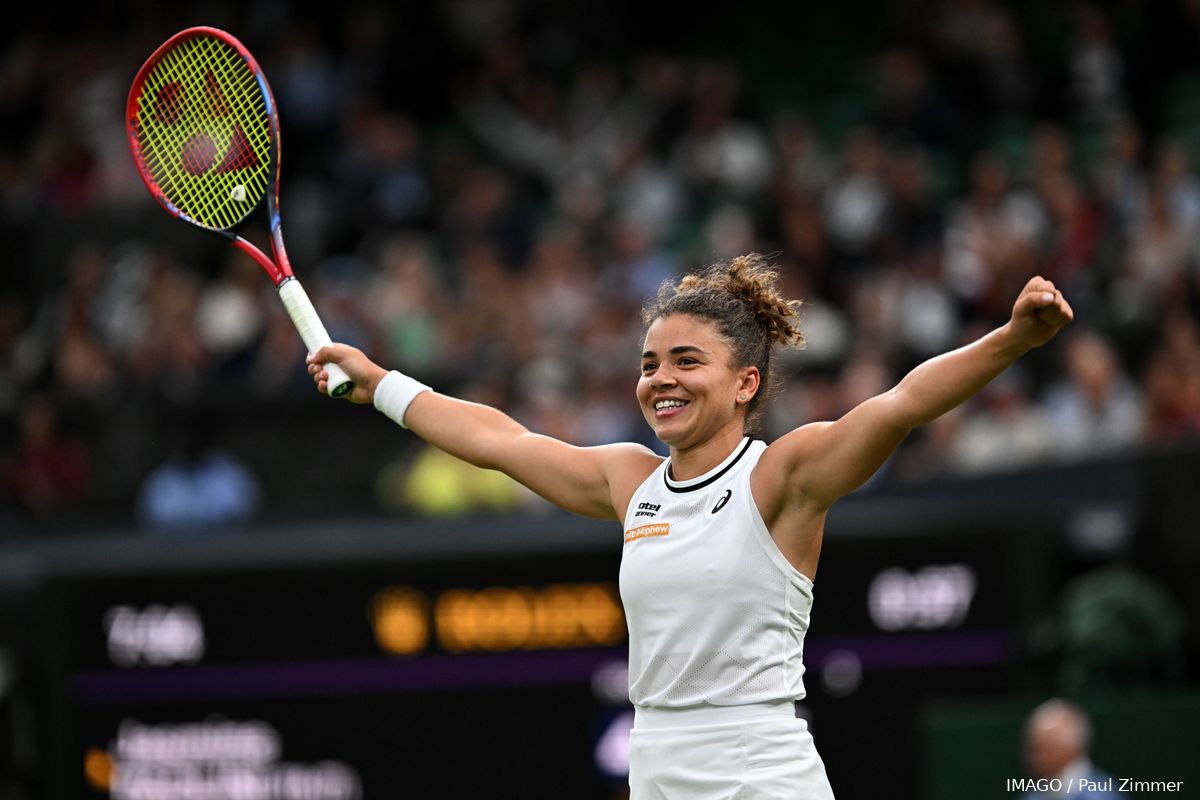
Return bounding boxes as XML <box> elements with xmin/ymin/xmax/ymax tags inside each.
<box><xmin>725</xmin><ymin>255</ymin><xmax>805</xmax><ymax>348</ymax></box>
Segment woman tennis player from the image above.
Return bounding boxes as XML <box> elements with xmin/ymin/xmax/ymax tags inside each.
<box><xmin>307</xmin><ymin>254</ymin><xmax>1073</xmax><ymax>798</ymax></box>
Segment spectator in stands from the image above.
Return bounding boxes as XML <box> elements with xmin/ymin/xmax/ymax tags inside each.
<box><xmin>947</xmin><ymin>364</ymin><xmax>1054</xmax><ymax>474</ymax></box>
<box><xmin>822</xmin><ymin>127</ymin><xmax>890</xmax><ymax>264</ymax></box>
<box><xmin>0</xmin><ymin>394</ymin><xmax>91</xmax><ymax>519</ymax></box>
<box><xmin>942</xmin><ymin>149</ymin><xmax>1047</xmax><ymax>313</ymax></box>
<box><xmin>1021</xmin><ymin>699</ymin><xmax>1123</xmax><ymax>800</ymax></box>
<box><xmin>670</xmin><ymin>61</ymin><xmax>774</xmax><ymax>199</ymax></box>
<box><xmin>136</xmin><ymin>411</ymin><xmax>260</xmax><ymax>532</ymax></box>
<box><xmin>1042</xmin><ymin>329</ymin><xmax>1143</xmax><ymax>459</ymax></box>
<box><xmin>1142</xmin><ymin>313</ymin><xmax>1200</xmax><ymax>444</ymax></box>
<box><xmin>379</xmin><ymin>443</ymin><xmax>528</xmax><ymax>516</ymax></box>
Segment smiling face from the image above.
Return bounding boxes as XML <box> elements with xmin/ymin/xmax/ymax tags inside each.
<box><xmin>637</xmin><ymin>314</ymin><xmax>760</xmax><ymax>451</ymax></box>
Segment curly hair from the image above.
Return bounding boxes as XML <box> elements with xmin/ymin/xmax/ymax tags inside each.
<box><xmin>642</xmin><ymin>254</ymin><xmax>805</xmax><ymax>433</ymax></box>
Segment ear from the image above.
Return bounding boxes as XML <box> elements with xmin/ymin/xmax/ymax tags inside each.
<box><xmin>735</xmin><ymin>366</ymin><xmax>761</xmax><ymax>406</ymax></box>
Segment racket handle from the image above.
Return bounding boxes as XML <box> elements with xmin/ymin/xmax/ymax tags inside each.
<box><xmin>277</xmin><ymin>279</ymin><xmax>354</xmax><ymax>398</ymax></box>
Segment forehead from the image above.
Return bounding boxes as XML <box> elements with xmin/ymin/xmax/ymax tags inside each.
<box><xmin>642</xmin><ymin>314</ymin><xmax>727</xmax><ymax>353</ymax></box>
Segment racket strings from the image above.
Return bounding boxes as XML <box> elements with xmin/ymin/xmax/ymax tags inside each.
<box><xmin>132</xmin><ymin>34</ymin><xmax>272</xmax><ymax>230</ymax></box>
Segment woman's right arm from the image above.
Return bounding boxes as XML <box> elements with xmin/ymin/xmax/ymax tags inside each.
<box><xmin>307</xmin><ymin>344</ymin><xmax>658</xmax><ymax>520</ymax></box>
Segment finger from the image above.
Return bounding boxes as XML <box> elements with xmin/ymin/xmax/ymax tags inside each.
<box><xmin>1053</xmin><ymin>292</ymin><xmax>1071</xmax><ymax>318</ymax></box>
<box><xmin>306</xmin><ymin>344</ymin><xmax>341</xmax><ymax>365</ymax></box>
<box><xmin>1028</xmin><ymin>278</ymin><xmax>1065</xmax><ymax>307</ymax></box>
<box><xmin>1015</xmin><ymin>289</ymin><xmax>1051</xmax><ymax>317</ymax></box>
<box><xmin>1037</xmin><ymin>306</ymin><xmax>1065</xmax><ymax>325</ymax></box>
<box><xmin>1037</xmin><ymin>296</ymin><xmax>1073</xmax><ymax>326</ymax></box>
<box><xmin>1023</xmin><ymin>275</ymin><xmax>1054</xmax><ymax>294</ymax></box>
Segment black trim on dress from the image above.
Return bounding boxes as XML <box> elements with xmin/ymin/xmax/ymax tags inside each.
<box><xmin>663</xmin><ymin>437</ymin><xmax>754</xmax><ymax>493</ymax></box>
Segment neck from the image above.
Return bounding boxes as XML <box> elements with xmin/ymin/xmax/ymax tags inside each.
<box><xmin>668</xmin><ymin>424</ymin><xmax>748</xmax><ymax>481</ymax></box>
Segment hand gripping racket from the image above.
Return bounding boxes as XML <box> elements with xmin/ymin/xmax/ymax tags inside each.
<box><xmin>126</xmin><ymin>26</ymin><xmax>353</xmax><ymax>397</ymax></box>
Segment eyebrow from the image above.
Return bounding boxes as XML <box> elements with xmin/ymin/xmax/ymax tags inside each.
<box><xmin>641</xmin><ymin>345</ymin><xmax>708</xmax><ymax>360</ymax></box>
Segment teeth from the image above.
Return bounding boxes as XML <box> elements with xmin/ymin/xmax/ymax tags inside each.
<box><xmin>655</xmin><ymin>400</ymin><xmax>687</xmax><ymax>410</ymax></box>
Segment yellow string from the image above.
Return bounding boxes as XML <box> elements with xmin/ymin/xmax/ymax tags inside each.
<box><xmin>132</xmin><ymin>33</ymin><xmax>272</xmax><ymax>230</ymax></box>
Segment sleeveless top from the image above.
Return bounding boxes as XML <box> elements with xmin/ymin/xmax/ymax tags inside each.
<box><xmin>618</xmin><ymin>438</ymin><xmax>815</xmax><ymax>708</ymax></box>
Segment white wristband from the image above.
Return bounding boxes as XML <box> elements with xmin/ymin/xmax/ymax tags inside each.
<box><xmin>373</xmin><ymin>371</ymin><xmax>431</xmax><ymax>429</ymax></box>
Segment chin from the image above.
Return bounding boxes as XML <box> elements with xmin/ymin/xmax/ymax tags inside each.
<box><xmin>652</xmin><ymin>424</ymin><xmax>693</xmax><ymax>449</ymax></box>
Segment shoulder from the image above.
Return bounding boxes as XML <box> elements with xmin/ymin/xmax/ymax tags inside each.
<box><xmin>598</xmin><ymin>442</ymin><xmax>663</xmax><ymax>479</ymax></box>
<box><xmin>596</xmin><ymin>442</ymin><xmax>664</xmax><ymax>519</ymax></box>
<box><xmin>751</xmin><ymin>422</ymin><xmax>835</xmax><ymax>514</ymax></box>
<box><xmin>757</xmin><ymin>421</ymin><xmax>834</xmax><ymax>474</ymax></box>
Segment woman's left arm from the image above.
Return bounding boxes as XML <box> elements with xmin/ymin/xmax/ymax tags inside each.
<box><xmin>770</xmin><ymin>276</ymin><xmax>1074</xmax><ymax>507</ymax></box>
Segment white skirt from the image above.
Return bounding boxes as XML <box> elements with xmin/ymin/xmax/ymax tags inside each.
<box><xmin>628</xmin><ymin>701</ymin><xmax>835</xmax><ymax>800</ymax></box>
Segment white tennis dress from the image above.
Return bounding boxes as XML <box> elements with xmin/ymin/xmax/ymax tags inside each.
<box><xmin>619</xmin><ymin>437</ymin><xmax>835</xmax><ymax>799</ymax></box>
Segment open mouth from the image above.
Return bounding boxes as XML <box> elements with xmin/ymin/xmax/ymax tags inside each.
<box><xmin>653</xmin><ymin>399</ymin><xmax>689</xmax><ymax>418</ymax></box>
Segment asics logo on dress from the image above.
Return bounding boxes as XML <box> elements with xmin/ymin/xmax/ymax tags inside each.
<box><xmin>711</xmin><ymin>489</ymin><xmax>732</xmax><ymax>514</ymax></box>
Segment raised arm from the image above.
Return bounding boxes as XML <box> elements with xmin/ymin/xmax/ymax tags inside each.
<box><xmin>307</xmin><ymin>344</ymin><xmax>659</xmax><ymax>520</ymax></box>
<box><xmin>765</xmin><ymin>276</ymin><xmax>1074</xmax><ymax>508</ymax></box>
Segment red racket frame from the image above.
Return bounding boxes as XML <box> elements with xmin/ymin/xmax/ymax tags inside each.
<box><xmin>126</xmin><ymin>25</ymin><xmax>295</xmax><ymax>287</ymax></box>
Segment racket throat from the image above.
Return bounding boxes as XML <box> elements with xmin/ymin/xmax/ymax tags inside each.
<box><xmin>229</xmin><ymin>235</ymin><xmax>288</xmax><ymax>285</ymax></box>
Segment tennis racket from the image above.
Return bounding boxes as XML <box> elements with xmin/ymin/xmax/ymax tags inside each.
<box><xmin>126</xmin><ymin>26</ymin><xmax>353</xmax><ymax>397</ymax></box>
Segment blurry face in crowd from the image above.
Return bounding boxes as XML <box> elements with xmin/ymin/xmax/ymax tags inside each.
<box><xmin>1022</xmin><ymin>703</ymin><xmax>1087</xmax><ymax>779</ymax></box>
<box><xmin>637</xmin><ymin>314</ymin><xmax>756</xmax><ymax>450</ymax></box>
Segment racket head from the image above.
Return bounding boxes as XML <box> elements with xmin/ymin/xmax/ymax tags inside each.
<box><xmin>127</xmin><ymin>27</ymin><xmax>278</xmax><ymax>233</ymax></box>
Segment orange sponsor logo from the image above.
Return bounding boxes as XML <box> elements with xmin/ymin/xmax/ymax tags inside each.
<box><xmin>624</xmin><ymin>523</ymin><xmax>670</xmax><ymax>543</ymax></box>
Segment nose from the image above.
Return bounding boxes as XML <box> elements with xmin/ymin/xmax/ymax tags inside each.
<box><xmin>649</xmin><ymin>364</ymin><xmax>676</xmax><ymax>389</ymax></box>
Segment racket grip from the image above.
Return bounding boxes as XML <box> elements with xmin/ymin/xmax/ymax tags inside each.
<box><xmin>277</xmin><ymin>279</ymin><xmax>354</xmax><ymax>398</ymax></box>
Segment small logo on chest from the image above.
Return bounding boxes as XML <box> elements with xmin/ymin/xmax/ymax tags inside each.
<box><xmin>711</xmin><ymin>489</ymin><xmax>732</xmax><ymax>514</ymax></box>
<box><xmin>634</xmin><ymin>502</ymin><xmax>661</xmax><ymax>518</ymax></box>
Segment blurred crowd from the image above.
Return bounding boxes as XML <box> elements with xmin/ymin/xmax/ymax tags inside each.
<box><xmin>3</xmin><ymin>0</ymin><xmax>1200</xmax><ymax>530</ymax></box>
